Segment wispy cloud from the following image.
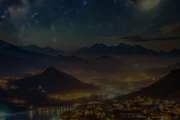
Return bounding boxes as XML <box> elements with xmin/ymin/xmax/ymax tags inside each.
<box><xmin>161</xmin><ymin>23</ymin><xmax>180</xmax><ymax>36</ymax></box>
<box><xmin>113</xmin><ymin>36</ymin><xmax>180</xmax><ymax>42</ymax></box>
<box><xmin>112</xmin><ymin>23</ymin><xmax>180</xmax><ymax>42</ymax></box>
<box><xmin>0</xmin><ymin>0</ymin><xmax>43</xmax><ymax>21</ymax></box>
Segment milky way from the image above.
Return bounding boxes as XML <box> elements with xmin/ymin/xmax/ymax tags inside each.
<box><xmin>0</xmin><ymin>0</ymin><xmax>179</xmax><ymax>51</ymax></box>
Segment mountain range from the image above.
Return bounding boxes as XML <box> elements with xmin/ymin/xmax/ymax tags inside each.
<box><xmin>1</xmin><ymin>40</ymin><xmax>180</xmax><ymax>57</ymax></box>
<box><xmin>0</xmin><ymin>40</ymin><xmax>87</xmax><ymax>76</ymax></box>
<box><xmin>19</xmin><ymin>45</ymin><xmax>63</xmax><ymax>56</ymax></box>
<box><xmin>1</xmin><ymin>39</ymin><xmax>180</xmax><ymax>77</ymax></box>
<box><xmin>76</xmin><ymin>43</ymin><xmax>180</xmax><ymax>55</ymax></box>
<box><xmin>119</xmin><ymin>68</ymin><xmax>180</xmax><ymax>100</ymax></box>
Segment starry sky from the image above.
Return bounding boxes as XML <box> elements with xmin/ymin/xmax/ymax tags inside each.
<box><xmin>0</xmin><ymin>0</ymin><xmax>180</xmax><ymax>52</ymax></box>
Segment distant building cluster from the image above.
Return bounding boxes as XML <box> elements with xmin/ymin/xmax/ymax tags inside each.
<box><xmin>0</xmin><ymin>80</ymin><xmax>8</xmax><ymax>89</ymax></box>
<box><xmin>151</xmin><ymin>64</ymin><xmax>169</xmax><ymax>68</ymax></box>
<box><xmin>10</xmin><ymin>98</ymin><xmax>26</xmax><ymax>105</ymax></box>
<box><xmin>61</xmin><ymin>96</ymin><xmax>180</xmax><ymax>120</ymax></box>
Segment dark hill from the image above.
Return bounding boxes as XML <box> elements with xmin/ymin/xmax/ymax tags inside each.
<box><xmin>9</xmin><ymin>67</ymin><xmax>99</xmax><ymax>93</ymax></box>
<box><xmin>0</xmin><ymin>40</ymin><xmax>13</xmax><ymax>49</ymax></box>
<box><xmin>119</xmin><ymin>69</ymin><xmax>180</xmax><ymax>100</ymax></box>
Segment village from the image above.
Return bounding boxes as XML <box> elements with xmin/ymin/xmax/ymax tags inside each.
<box><xmin>61</xmin><ymin>96</ymin><xmax>180</xmax><ymax>120</ymax></box>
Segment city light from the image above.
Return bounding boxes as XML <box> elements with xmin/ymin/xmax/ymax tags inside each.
<box><xmin>0</xmin><ymin>112</ymin><xmax>7</xmax><ymax>117</ymax></box>
<box><xmin>38</xmin><ymin>86</ymin><xmax>42</xmax><ymax>89</ymax></box>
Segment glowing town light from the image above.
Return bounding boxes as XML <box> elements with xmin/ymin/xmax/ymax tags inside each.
<box><xmin>0</xmin><ymin>112</ymin><xmax>7</xmax><ymax>117</ymax></box>
<box><xmin>38</xmin><ymin>86</ymin><xmax>42</xmax><ymax>89</ymax></box>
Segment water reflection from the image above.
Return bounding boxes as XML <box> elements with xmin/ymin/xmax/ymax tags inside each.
<box><xmin>3</xmin><ymin>108</ymin><xmax>67</xmax><ymax>120</ymax></box>
<box><xmin>29</xmin><ymin>111</ymin><xmax>33</xmax><ymax>120</ymax></box>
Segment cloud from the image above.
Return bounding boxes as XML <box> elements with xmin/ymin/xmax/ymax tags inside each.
<box><xmin>161</xmin><ymin>23</ymin><xmax>180</xmax><ymax>36</ymax></box>
<box><xmin>113</xmin><ymin>36</ymin><xmax>180</xmax><ymax>42</ymax></box>
<box><xmin>8</xmin><ymin>4</ymin><xmax>30</xmax><ymax>20</ymax></box>
<box><xmin>0</xmin><ymin>0</ymin><xmax>40</xmax><ymax>21</ymax></box>
<box><xmin>113</xmin><ymin>22</ymin><xmax>180</xmax><ymax>42</ymax></box>
<box><xmin>0</xmin><ymin>0</ymin><xmax>38</xmax><ymax>43</ymax></box>
<box><xmin>113</xmin><ymin>36</ymin><xmax>143</xmax><ymax>41</ymax></box>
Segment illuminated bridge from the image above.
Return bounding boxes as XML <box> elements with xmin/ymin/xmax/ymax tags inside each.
<box><xmin>38</xmin><ymin>105</ymin><xmax>76</xmax><ymax>113</ymax></box>
<box><xmin>0</xmin><ymin>97</ymin><xmax>79</xmax><ymax>119</ymax></box>
<box><xmin>0</xmin><ymin>105</ymin><xmax>77</xmax><ymax>119</ymax></box>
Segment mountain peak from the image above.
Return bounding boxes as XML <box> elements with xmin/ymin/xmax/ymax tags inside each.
<box><xmin>92</xmin><ymin>43</ymin><xmax>106</xmax><ymax>47</ymax></box>
<box><xmin>44</xmin><ymin>67</ymin><xmax>60</xmax><ymax>74</ymax></box>
<box><xmin>10</xmin><ymin>67</ymin><xmax>99</xmax><ymax>94</ymax></box>
<box><xmin>19</xmin><ymin>44</ymin><xmax>63</xmax><ymax>56</ymax></box>
<box><xmin>117</xmin><ymin>43</ymin><xmax>128</xmax><ymax>46</ymax></box>
<box><xmin>0</xmin><ymin>40</ymin><xmax>13</xmax><ymax>49</ymax></box>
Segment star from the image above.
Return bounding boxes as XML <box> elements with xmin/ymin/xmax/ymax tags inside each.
<box><xmin>52</xmin><ymin>37</ymin><xmax>57</xmax><ymax>43</ymax></box>
<box><xmin>114</xmin><ymin>0</ymin><xmax>118</xmax><ymax>4</ymax></box>
<box><xmin>82</xmin><ymin>0</ymin><xmax>88</xmax><ymax>6</ymax></box>
<box><xmin>76</xmin><ymin>9</ymin><xmax>80</xmax><ymax>13</ymax></box>
<box><xmin>0</xmin><ymin>0</ymin><xmax>179</xmax><ymax>52</ymax></box>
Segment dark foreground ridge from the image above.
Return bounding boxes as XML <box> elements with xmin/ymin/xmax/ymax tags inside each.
<box><xmin>118</xmin><ymin>68</ymin><xmax>180</xmax><ymax>100</ymax></box>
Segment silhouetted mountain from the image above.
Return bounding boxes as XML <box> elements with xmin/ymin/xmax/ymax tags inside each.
<box><xmin>76</xmin><ymin>43</ymin><xmax>156</xmax><ymax>55</ymax></box>
<box><xmin>0</xmin><ymin>40</ymin><xmax>88</xmax><ymax>76</ymax></box>
<box><xmin>0</xmin><ymin>40</ymin><xmax>54</xmax><ymax>75</ymax></box>
<box><xmin>0</xmin><ymin>40</ymin><xmax>84</xmax><ymax>60</ymax></box>
<box><xmin>0</xmin><ymin>40</ymin><xmax>50</xmax><ymax>58</ymax></box>
<box><xmin>120</xmin><ymin>69</ymin><xmax>180</xmax><ymax>100</ymax></box>
<box><xmin>76</xmin><ymin>43</ymin><xmax>180</xmax><ymax>55</ymax></box>
<box><xmin>0</xmin><ymin>40</ymin><xmax>14</xmax><ymax>49</ymax></box>
<box><xmin>9</xmin><ymin>67</ymin><xmax>99</xmax><ymax>94</ymax></box>
<box><xmin>19</xmin><ymin>45</ymin><xmax>63</xmax><ymax>56</ymax></box>
<box><xmin>7</xmin><ymin>67</ymin><xmax>99</xmax><ymax>105</ymax></box>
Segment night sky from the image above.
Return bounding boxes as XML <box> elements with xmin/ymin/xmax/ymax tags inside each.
<box><xmin>0</xmin><ymin>0</ymin><xmax>180</xmax><ymax>51</ymax></box>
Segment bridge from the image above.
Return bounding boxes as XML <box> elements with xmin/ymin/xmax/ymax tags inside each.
<box><xmin>0</xmin><ymin>97</ymin><xmax>78</xmax><ymax>119</ymax></box>
<box><xmin>37</xmin><ymin>105</ymin><xmax>76</xmax><ymax>113</ymax></box>
<box><xmin>0</xmin><ymin>105</ymin><xmax>77</xmax><ymax>119</ymax></box>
